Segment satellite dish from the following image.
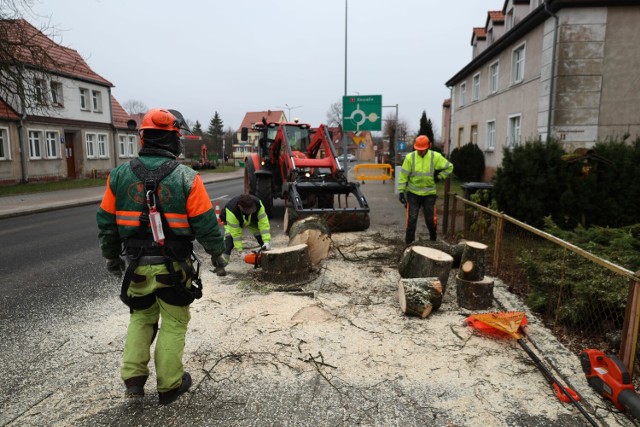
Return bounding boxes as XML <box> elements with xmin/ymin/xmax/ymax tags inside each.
<box><xmin>127</xmin><ymin>119</ymin><xmax>137</xmax><ymax>130</ymax></box>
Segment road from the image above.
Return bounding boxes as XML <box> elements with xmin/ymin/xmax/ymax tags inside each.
<box><xmin>0</xmin><ymin>178</ymin><xmax>257</xmax><ymax>337</ymax></box>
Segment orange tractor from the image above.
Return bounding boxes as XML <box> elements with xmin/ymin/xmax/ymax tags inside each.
<box><xmin>242</xmin><ymin>119</ymin><xmax>369</xmax><ymax>232</ymax></box>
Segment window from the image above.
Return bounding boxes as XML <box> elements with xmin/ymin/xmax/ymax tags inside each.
<box><xmin>118</xmin><ymin>135</ymin><xmax>127</xmax><ymax>157</ymax></box>
<box><xmin>80</xmin><ymin>88</ymin><xmax>89</xmax><ymax>110</ymax></box>
<box><xmin>28</xmin><ymin>130</ymin><xmax>42</xmax><ymax>159</ymax></box>
<box><xmin>0</xmin><ymin>127</ymin><xmax>10</xmax><ymax>160</ymax></box>
<box><xmin>460</xmin><ymin>82</ymin><xmax>466</xmax><ymax>106</ymax></box>
<box><xmin>97</xmin><ymin>133</ymin><xmax>108</xmax><ymax>158</ymax></box>
<box><xmin>128</xmin><ymin>135</ymin><xmax>137</xmax><ymax>157</ymax></box>
<box><xmin>489</xmin><ymin>62</ymin><xmax>499</xmax><ymax>94</ymax></box>
<box><xmin>457</xmin><ymin>127</ymin><xmax>465</xmax><ymax>148</ymax></box>
<box><xmin>508</xmin><ymin>115</ymin><xmax>522</xmax><ymax>146</ymax></box>
<box><xmin>86</xmin><ymin>133</ymin><xmax>96</xmax><ymax>158</ymax></box>
<box><xmin>45</xmin><ymin>131</ymin><xmax>59</xmax><ymax>158</ymax></box>
<box><xmin>50</xmin><ymin>81</ymin><xmax>63</xmax><ymax>107</ymax></box>
<box><xmin>34</xmin><ymin>79</ymin><xmax>47</xmax><ymax>104</ymax></box>
<box><xmin>486</xmin><ymin>120</ymin><xmax>496</xmax><ymax>150</ymax></box>
<box><xmin>506</xmin><ymin>9</ymin><xmax>514</xmax><ymax>31</ymax></box>
<box><xmin>92</xmin><ymin>90</ymin><xmax>102</xmax><ymax>112</ymax></box>
<box><xmin>512</xmin><ymin>44</ymin><xmax>526</xmax><ymax>83</ymax></box>
<box><xmin>472</xmin><ymin>74</ymin><xmax>480</xmax><ymax>101</ymax></box>
<box><xmin>471</xmin><ymin>125</ymin><xmax>478</xmax><ymax>145</ymax></box>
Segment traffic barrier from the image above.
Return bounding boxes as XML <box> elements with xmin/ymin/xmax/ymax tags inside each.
<box><xmin>353</xmin><ymin>163</ymin><xmax>394</xmax><ymax>184</ymax></box>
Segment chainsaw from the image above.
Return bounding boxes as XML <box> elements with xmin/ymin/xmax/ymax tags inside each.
<box><xmin>580</xmin><ymin>348</ymin><xmax>640</xmax><ymax>419</ymax></box>
<box><xmin>243</xmin><ymin>247</ymin><xmax>263</xmax><ymax>269</ymax></box>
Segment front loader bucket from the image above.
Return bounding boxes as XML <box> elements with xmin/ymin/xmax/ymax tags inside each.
<box><xmin>286</xmin><ymin>180</ymin><xmax>370</xmax><ymax>232</ymax></box>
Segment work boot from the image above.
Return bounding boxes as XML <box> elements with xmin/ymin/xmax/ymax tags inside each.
<box><xmin>158</xmin><ymin>372</ymin><xmax>192</xmax><ymax>405</ymax></box>
<box><xmin>214</xmin><ymin>265</ymin><xmax>226</xmax><ymax>277</ymax></box>
<box><xmin>124</xmin><ymin>375</ymin><xmax>147</xmax><ymax>397</ymax></box>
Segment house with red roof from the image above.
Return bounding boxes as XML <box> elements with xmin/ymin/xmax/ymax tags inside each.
<box><xmin>0</xmin><ymin>19</ymin><xmax>138</xmax><ymax>184</ymax></box>
<box><xmin>233</xmin><ymin>110</ymin><xmax>286</xmax><ymax>161</ymax></box>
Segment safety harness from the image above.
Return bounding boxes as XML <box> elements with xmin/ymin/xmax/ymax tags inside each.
<box><xmin>119</xmin><ymin>158</ymin><xmax>203</xmax><ymax>310</ymax></box>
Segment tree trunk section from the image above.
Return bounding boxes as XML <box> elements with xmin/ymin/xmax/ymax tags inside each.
<box><xmin>398</xmin><ymin>278</ymin><xmax>443</xmax><ymax>318</ymax></box>
<box><xmin>410</xmin><ymin>240</ymin><xmax>466</xmax><ymax>268</ymax></box>
<box><xmin>455</xmin><ymin>276</ymin><xmax>494</xmax><ymax>310</ymax></box>
<box><xmin>287</xmin><ymin>216</ymin><xmax>331</xmax><ymax>266</ymax></box>
<box><xmin>398</xmin><ymin>246</ymin><xmax>453</xmax><ymax>293</ymax></box>
<box><xmin>260</xmin><ymin>244</ymin><xmax>312</xmax><ymax>285</ymax></box>
<box><xmin>459</xmin><ymin>241</ymin><xmax>488</xmax><ymax>281</ymax></box>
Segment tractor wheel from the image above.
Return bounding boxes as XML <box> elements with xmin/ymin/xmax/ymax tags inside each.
<box><xmin>256</xmin><ymin>175</ymin><xmax>273</xmax><ymax>218</ymax></box>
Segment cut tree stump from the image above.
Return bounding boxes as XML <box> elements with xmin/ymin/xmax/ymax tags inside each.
<box><xmin>398</xmin><ymin>277</ymin><xmax>443</xmax><ymax>318</ymax></box>
<box><xmin>398</xmin><ymin>246</ymin><xmax>454</xmax><ymax>293</ymax></box>
<box><xmin>455</xmin><ymin>276</ymin><xmax>494</xmax><ymax>310</ymax></box>
<box><xmin>458</xmin><ymin>241</ymin><xmax>488</xmax><ymax>282</ymax></box>
<box><xmin>287</xmin><ymin>216</ymin><xmax>331</xmax><ymax>266</ymax></box>
<box><xmin>259</xmin><ymin>243</ymin><xmax>312</xmax><ymax>284</ymax></box>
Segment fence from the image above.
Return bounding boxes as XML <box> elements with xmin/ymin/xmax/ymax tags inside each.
<box><xmin>442</xmin><ymin>192</ymin><xmax>640</xmax><ymax>376</ymax></box>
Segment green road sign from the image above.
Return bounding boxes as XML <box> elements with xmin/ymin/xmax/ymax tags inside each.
<box><xmin>342</xmin><ymin>95</ymin><xmax>382</xmax><ymax>132</ymax></box>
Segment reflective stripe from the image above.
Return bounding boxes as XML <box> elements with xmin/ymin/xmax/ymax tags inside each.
<box><xmin>228</xmin><ymin>223</ymin><xmax>240</xmax><ymax>229</ymax></box>
<box><xmin>165</xmin><ymin>213</ymin><xmax>189</xmax><ymax>229</ymax></box>
<box><xmin>407</xmin><ymin>183</ymin><xmax>436</xmax><ymax>193</ymax></box>
<box><xmin>258</xmin><ymin>212</ymin><xmax>267</xmax><ymax>220</ymax></box>
<box><xmin>116</xmin><ymin>210</ymin><xmax>142</xmax><ymax>226</ymax></box>
<box><xmin>260</xmin><ymin>230</ymin><xmax>270</xmax><ymax>236</ymax></box>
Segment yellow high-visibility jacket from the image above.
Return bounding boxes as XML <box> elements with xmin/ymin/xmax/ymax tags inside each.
<box><xmin>398</xmin><ymin>150</ymin><xmax>453</xmax><ymax>196</ymax></box>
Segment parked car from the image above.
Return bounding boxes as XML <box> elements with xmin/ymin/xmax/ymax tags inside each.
<box><xmin>337</xmin><ymin>153</ymin><xmax>356</xmax><ymax>162</ymax></box>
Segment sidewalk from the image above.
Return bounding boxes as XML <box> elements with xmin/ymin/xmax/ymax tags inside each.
<box><xmin>0</xmin><ymin>169</ymin><xmax>245</xmax><ymax>219</ymax></box>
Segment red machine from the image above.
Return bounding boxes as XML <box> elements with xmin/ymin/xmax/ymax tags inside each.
<box><xmin>580</xmin><ymin>348</ymin><xmax>640</xmax><ymax>419</ymax></box>
<box><xmin>242</xmin><ymin>120</ymin><xmax>369</xmax><ymax>232</ymax></box>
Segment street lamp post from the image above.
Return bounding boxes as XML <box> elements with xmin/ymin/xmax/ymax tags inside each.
<box><xmin>277</xmin><ymin>103</ymin><xmax>303</xmax><ymax>121</ymax></box>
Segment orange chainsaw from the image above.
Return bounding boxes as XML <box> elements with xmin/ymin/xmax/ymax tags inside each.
<box><xmin>243</xmin><ymin>248</ymin><xmax>263</xmax><ymax>269</ymax></box>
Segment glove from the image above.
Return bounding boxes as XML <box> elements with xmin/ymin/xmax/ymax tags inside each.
<box><xmin>261</xmin><ymin>242</ymin><xmax>271</xmax><ymax>251</ymax></box>
<box><xmin>399</xmin><ymin>192</ymin><xmax>406</xmax><ymax>206</ymax></box>
<box><xmin>106</xmin><ymin>257</ymin><xmax>125</xmax><ymax>277</ymax></box>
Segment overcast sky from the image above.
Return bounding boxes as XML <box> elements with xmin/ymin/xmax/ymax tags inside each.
<box><xmin>33</xmin><ymin>0</ymin><xmax>499</xmax><ymax>138</ymax></box>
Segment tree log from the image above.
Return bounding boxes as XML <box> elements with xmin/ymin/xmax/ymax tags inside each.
<box><xmin>259</xmin><ymin>244</ymin><xmax>312</xmax><ymax>284</ymax></box>
<box><xmin>398</xmin><ymin>278</ymin><xmax>443</xmax><ymax>318</ymax></box>
<box><xmin>287</xmin><ymin>216</ymin><xmax>331</xmax><ymax>266</ymax></box>
<box><xmin>398</xmin><ymin>246</ymin><xmax>453</xmax><ymax>293</ymax></box>
<box><xmin>410</xmin><ymin>240</ymin><xmax>465</xmax><ymax>268</ymax></box>
<box><xmin>458</xmin><ymin>241</ymin><xmax>488</xmax><ymax>281</ymax></box>
<box><xmin>455</xmin><ymin>276</ymin><xmax>494</xmax><ymax>310</ymax></box>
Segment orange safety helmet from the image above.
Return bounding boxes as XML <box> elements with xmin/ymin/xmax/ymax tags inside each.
<box><xmin>414</xmin><ymin>135</ymin><xmax>431</xmax><ymax>150</ymax></box>
<box><xmin>140</xmin><ymin>109</ymin><xmax>183</xmax><ymax>135</ymax></box>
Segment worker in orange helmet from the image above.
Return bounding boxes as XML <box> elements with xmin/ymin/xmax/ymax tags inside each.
<box><xmin>397</xmin><ymin>135</ymin><xmax>453</xmax><ymax>244</ymax></box>
<box><xmin>97</xmin><ymin>108</ymin><xmax>225</xmax><ymax>405</ymax></box>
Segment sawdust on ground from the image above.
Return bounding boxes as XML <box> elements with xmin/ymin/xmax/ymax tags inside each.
<box><xmin>1</xmin><ymin>230</ymin><xmax>634</xmax><ymax>427</ymax></box>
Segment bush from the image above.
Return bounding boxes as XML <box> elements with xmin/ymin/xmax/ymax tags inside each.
<box><xmin>493</xmin><ymin>139</ymin><xmax>568</xmax><ymax>228</ymax></box>
<box><xmin>518</xmin><ymin>219</ymin><xmax>640</xmax><ymax>330</ymax></box>
<box><xmin>450</xmin><ymin>143</ymin><xmax>485</xmax><ymax>182</ymax></box>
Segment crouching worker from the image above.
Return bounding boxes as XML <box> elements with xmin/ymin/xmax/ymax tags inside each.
<box><xmin>214</xmin><ymin>194</ymin><xmax>271</xmax><ymax>276</ymax></box>
<box><xmin>96</xmin><ymin>108</ymin><xmax>225</xmax><ymax>405</ymax></box>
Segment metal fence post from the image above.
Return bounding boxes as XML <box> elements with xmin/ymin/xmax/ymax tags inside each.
<box><xmin>620</xmin><ymin>271</ymin><xmax>640</xmax><ymax>373</ymax></box>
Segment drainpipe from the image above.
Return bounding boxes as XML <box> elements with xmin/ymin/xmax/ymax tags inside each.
<box><xmin>544</xmin><ymin>1</ymin><xmax>559</xmax><ymax>142</ymax></box>
<box><xmin>17</xmin><ymin>114</ymin><xmax>28</xmax><ymax>183</ymax></box>
<box><xmin>447</xmin><ymin>85</ymin><xmax>454</xmax><ymax>157</ymax></box>
<box><xmin>108</xmin><ymin>87</ymin><xmax>116</xmax><ymax>169</ymax></box>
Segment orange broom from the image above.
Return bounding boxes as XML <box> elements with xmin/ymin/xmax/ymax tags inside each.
<box><xmin>466</xmin><ymin>312</ymin><xmax>598</xmax><ymax>427</ymax></box>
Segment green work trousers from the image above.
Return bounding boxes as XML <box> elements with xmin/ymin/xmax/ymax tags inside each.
<box><xmin>120</xmin><ymin>263</ymin><xmax>191</xmax><ymax>393</ymax></box>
